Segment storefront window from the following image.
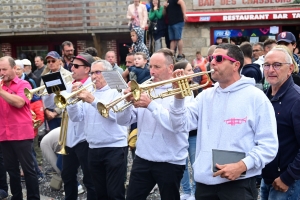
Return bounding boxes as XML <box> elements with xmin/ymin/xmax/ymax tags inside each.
<box><xmin>213</xmin><ymin>27</ymin><xmax>277</xmax><ymax>45</ymax></box>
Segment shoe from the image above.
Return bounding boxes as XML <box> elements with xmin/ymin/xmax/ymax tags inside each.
<box><xmin>63</xmin><ymin>184</ymin><xmax>85</xmax><ymax>195</ymax></box>
<box><xmin>187</xmin><ymin>195</ymin><xmax>196</xmax><ymax>200</ymax></box>
<box><xmin>20</xmin><ymin>176</ymin><xmax>25</xmax><ymax>182</ymax></box>
<box><xmin>45</xmin><ymin>168</ymin><xmax>57</xmax><ymax>176</ymax></box>
<box><xmin>38</xmin><ymin>174</ymin><xmax>44</xmax><ymax>183</ymax></box>
<box><xmin>0</xmin><ymin>189</ymin><xmax>8</xmax><ymax>199</ymax></box>
<box><xmin>180</xmin><ymin>193</ymin><xmax>191</xmax><ymax>200</ymax></box>
<box><xmin>150</xmin><ymin>184</ymin><xmax>158</xmax><ymax>194</ymax></box>
<box><xmin>176</xmin><ymin>55</ymin><xmax>184</xmax><ymax>62</ymax></box>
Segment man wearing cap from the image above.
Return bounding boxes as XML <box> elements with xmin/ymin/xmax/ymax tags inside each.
<box><xmin>61</xmin><ymin>53</ymin><xmax>97</xmax><ymax>200</ymax></box>
<box><xmin>41</xmin><ymin>51</ymin><xmax>72</xmax><ymax>131</ymax></box>
<box><xmin>277</xmin><ymin>31</ymin><xmax>300</xmax><ymax>72</ymax></box>
<box><xmin>21</xmin><ymin>58</ymin><xmax>39</xmax><ymax>87</ymax></box>
<box><xmin>67</xmin><ymin>59</ymin><xmax>128</xmax><ymax>199</ymax></box>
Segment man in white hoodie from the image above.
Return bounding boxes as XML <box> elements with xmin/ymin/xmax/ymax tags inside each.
<box><xmin>116</xmin><ymin>48</ymin><xmax>188</xmax><ymax>200</ymax></box>
<box><xmin>170</xmin><ymin>44</ymin><xmax>278</xmax><ymax>199</ymax></box>
<box><xmin>67</xmin><ymin>59</ymin><xmax>128</xmax><ymax>200</ymax></box>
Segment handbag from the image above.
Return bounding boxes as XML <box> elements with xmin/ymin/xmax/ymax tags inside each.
<box><xmin>148</xmin><ymin>20</ymin><xmax>157</xmax><ymax>34</ymax></box>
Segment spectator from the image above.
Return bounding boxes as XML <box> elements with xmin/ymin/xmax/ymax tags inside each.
<box><xmin>21</xmin><ymin>58</ymin><xmax>39</xmax><ymax>87</ymax></box>
<box><xmin>127</xmin><ymin>0</ymin><xmax>148</xmax><ymax>42</ymax></box>
<box><xmin>33</xmin><ymin>56</ymin><xmax>46</xmax><ymax>86</ymax></box>
<box><xmin>129</xmin><ymin>27</ymin><xmax>150</xmax><ymax>60</ymax></box>
<box><xmin>61</xmin><ymin>41</ymin><xmax>75</xmax><ymax>71</ymax></box>
<box><xmin>122</xmin><ymin>53</ymin><xmax>135</xmax><ymax>82</ymax></box>
<box><xmin>84</xmin><ymin>47</ymin><xmax>98</xmax><ymax>57</ymax></box>
<box><xmin>148</xmin><ymin>0</ymin><xmax>166</xmax><ymax>53</ymax></box>
<box><xmin>240</xmin><ymin>42</ymin><xmax>263</xmax><ymax>84</ymax></box>
<box><xmin>169</xmin><ymin>44</ymin><xmax>278</xmax><ymax>200</ymax></box>
<box><xmin>214</xmin><ymin>36</ymin><xmax>222</xmax><ymax>45</ymax></box>
<box><xmin>277</xmin><ymin>31</ymin><xmax>300</xmax><ymax>72</ymax></box>
<box><xmin>164</xmin><ymin>0</ymin><xmax>186</xmax><ymax>62</ymax></box>
<box><xmin>230</xmin><ymin>37</ymin><xmax>237</xmax><ymax>45</ymax></box>
<box><xmin>261</xmin><ymin>47</ymin><xmax>300</xmax><ymax>200</ymax></box>
<box><xmin>129</xmin><ymin>52</ymin><xmax>151</xmax><ymax>83</ymax></box>
<box><xmin>105</xmin><ymin>51</ymin><xmax>124</xmax><ymax>75</ymax></box>
<box><xmin>222</xmin><ymin>38</ymin><xmax>229</xmax><ymax>44</ymax></box>
<box><xmin>252</xmin><ymin>42</ymin><xmax>264</xmax><ymax>61</ymax></box>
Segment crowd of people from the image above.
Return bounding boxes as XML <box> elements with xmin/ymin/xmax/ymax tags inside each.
<box><xmin>0</xmin><ymin>1</ymin><xmax>300</xmax><ymax>199</ymax></box>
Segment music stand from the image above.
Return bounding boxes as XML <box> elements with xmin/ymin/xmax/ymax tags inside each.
<box><xmin>102</xmin><ymin>71</ymin><xmax>128</xmax><ymax>92</ymax></box>
<box><xmin>42</xmin><ymin>72</ymin><xmax>67</xmax><ymax>94</ymax></box>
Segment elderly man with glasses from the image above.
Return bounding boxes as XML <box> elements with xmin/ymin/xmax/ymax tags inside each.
<box><xmin>169</xmin><ymin>43</ymin><xmax>278</xmax><ymax>200</ymax></box>
<box><xmin>41</xmin><ymin>51</ymin><xmax>72</xmax><ymax>131</ymax></box>
<box><xmin>260</xmin><ymin>47</ymin><xmax>300</xmax><ymax>200</ymax></box>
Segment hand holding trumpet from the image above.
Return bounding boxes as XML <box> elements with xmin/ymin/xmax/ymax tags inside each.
<box><xmin>71</xmin><ymin>82</ymin><xmax>94</xmax><ymax>103</ymax></box>
<box><xmin>124</xmin><ymin>81</ymin><xmax>151</xmax><ymax>108</ymax></box>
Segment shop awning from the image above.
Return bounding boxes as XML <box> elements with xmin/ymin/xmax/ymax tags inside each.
<box><xmin>186</xmin><ymin>8</ymin><xmax>300</xmax><ymax>22</ymax></box>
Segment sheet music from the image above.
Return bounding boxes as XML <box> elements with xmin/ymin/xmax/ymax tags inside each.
<box><xmin>102</xmin><ymin>71</ymin><xmax>128</xmax><ymax>90</ymax></box>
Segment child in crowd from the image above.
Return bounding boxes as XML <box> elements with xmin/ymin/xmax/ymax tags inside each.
<box><xmin>129</xmin><ymin>52</ymin><xmax>151</xmax><ymax>84</ymax></box>
<box><xmin>129</xmin><ymin>27</ymin><xmax>150</xmax><ymax>60</ymax></box>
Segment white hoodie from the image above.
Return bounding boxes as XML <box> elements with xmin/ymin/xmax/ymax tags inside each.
<box><xmin>116</xmin><ymin>84</ymin><xmax>189</xmax><ymax>165</ymax></box>
<box><xmin>170</xmin><ymin>76</ymin><xmax>278</xmax><ymax>185</ymax></box>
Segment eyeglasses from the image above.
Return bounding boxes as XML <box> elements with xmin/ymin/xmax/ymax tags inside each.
<box><xmin>47</xmin><ymin>60</ymin><xmax>56</xmax><ymax>64</ymax></box>
<box><xmin>263</xmin><ymin>62</ymin><xmax>290</xmax><ymax>70</ymax></box>
<box><xmin>72</xmin><ymin>63</ymin><xmax>86</xmax><ymax>69</ymax></box>
<box><xmin>208</xmin><ymin>55</ymin><xmax>237</xmax><ymax>63</ymax></box>
<box><xmin>64</xmin><ymin>49</ymin><xmax>74</xmax><ymax>53</ymax></box>
<box><xmin>253</xmin><ymin>50</ymin><xmax>262</xmax><ymax>53</ymax></box>
<box><xmin>90</xmin><ymin>70</ymin><xmax>102</xmax><ymax>76</ymax></box>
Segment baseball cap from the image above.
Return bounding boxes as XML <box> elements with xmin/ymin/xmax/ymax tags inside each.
<box><xmin>73</xmin><ymin>53</ymin><xmax>95</xmax><ymax>67</ymax></box>
<box><xmin>277</xmin><ymin>32</ymin><xmax>296</xmax><ymax>44</ymax></box>
<box><xmin>46</xmin><ymin>51</ymin><xmax>61</xmax><ymax>59</ymax></box>
<box><xmin>21</xmin><ymin>59</ymin><xmax>31</xmax><ymax>66</ymax></box>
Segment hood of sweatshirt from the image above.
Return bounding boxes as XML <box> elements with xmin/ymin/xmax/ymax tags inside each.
<box><xmin>133</xmin><ymin>27</ymin><xmax>144</xmax><ymax>45</ymax></box>
<box><xmin>241</xmin><ymin>63</ymin><xmax>263</xmax><ymax>83</ymax></box>
<box><xmin>214</xmin><ymin>75</ymin><xmax>255</xmax><ymax>93</ymax></box>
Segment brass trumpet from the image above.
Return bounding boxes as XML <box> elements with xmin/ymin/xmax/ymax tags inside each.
<box><xmin>97</xmin><ymin>70</ymin><xmax>214</xmax><ymax>117</ymax></box>
<box><xmin>31</xmin><ymin>110</ymin><xmax>42</xmax><ymax>129</ymax></box>
<box><xmin>24</xmin><ymin>73</ymin><xmax>73</xmax><ymax>100</ymax></box>
<box><xmin>54</xmin><ymin>81</ymin><xmax>96</xmax><ymax>109</ymax></box>
<box><xmin>97</xmin><ymin>77</ymin><xmax>153</xmax><ymax>118</ymax></box>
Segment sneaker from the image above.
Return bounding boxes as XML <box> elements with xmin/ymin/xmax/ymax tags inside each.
<box><xmin>187</xmin><ymin>195</ymin><xmax>196</xmax><ymax>200</ymax></box>
<box><xmin>150</xmin><ymin>184</ymin><xmax>158</xmax><ymax>194</ymax></box>
<box><xmin>180</xmin><ymin>193</ymin><xmax>191</xmax><ymax>200</ymax></box>
<box><xmin>63</xmin><ymin>184</ymin><xmax>85</xmax><ymax>195</ymax></box>
<box><xmin>38</xmin><ymin>174</ymin><xmax>44</xmax><ymax>183</ymax></box>
<box><xmin>45</xmin><ymin>168</ymin><xmax>57</xmax><ymax>176</ymax></box>
<box><xmin>0</xmin><ymin>189</ymin><xmax>8</xmax><ymax>199</ymax></box>
<box><xmin>176</xmin><ymin>55</ymin><xmax>184</xmax><ymax>62</ymax></box>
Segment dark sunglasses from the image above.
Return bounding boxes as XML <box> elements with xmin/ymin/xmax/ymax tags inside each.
<box><xmin>208</xmin><ymin>55</ymin><xmax>237</xmax><ymax>63</ymax></box>
<box><xmin>47</xmin><ymin>60</ymin><xmax>56</xmax><ymax>64</ymax></box>
<box><xmin>72</xmin><ymin>63</ymin><xmax>86</xmax><ymax>69</ymax></box>
<box><xmin>90</xmin><ymin>70</ymin><xmax>102</xmax><ymax>76</ymax></box>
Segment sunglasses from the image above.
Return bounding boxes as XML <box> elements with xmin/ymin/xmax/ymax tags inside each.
<box><xmin>90</xmin><ymin>70</ymin><xmax>102</xmax><ymax>76</ymax></box>
<box><xmin>47</xmin><ymin>60</ymin><xmax>56</xmax><ymax>64</ymax></box>
<box><xmin>208</xmin><ymin>55</ymin><xmax>237</xmax><ymax>63</ymax></box>
<box><xmin>72</xmin><ymin>63</ymin><xmax>86</xmax><ymax>69</ymax></box>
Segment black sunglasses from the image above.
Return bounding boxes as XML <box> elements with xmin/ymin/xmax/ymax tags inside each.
<box><xmin>72</xmin><ymin>63</ymin><xmax>86</xmax><ymax>69</ymax></box>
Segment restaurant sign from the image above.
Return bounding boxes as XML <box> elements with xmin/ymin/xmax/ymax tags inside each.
<box><xmin>194</xmin><ymin>0</ymin><xmax>299</xmax><ymax>9</ymax></box>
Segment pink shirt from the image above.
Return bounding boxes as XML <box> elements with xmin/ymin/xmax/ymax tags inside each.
<box><xmin>0</xmin><ymin>76</ymin><xmax>34</xmax><ymax>141</ymax></box>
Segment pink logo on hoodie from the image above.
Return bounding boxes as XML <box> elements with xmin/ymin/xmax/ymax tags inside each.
<box><xmin>224</xmin><ymin>117</ymin><xmax>247</xmax><ymax>126</ymax></box>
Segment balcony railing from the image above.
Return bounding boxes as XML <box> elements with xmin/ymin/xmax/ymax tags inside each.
<box><xmin>0</xmin><ymin>0</ymin><xmax>131</xmax><ymax>35</ymax></box>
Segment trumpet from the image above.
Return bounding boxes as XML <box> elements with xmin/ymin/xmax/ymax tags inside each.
<box><xmin>97</xmin><ymin>77</ymin><xmax>153</xmax><ymax>118</ymax></box>
<box><xmin>57</xmin><ymin>109</ymin><xmax>68</xmax><ymax>155</ymax></box>
<box><xmin>54</xmin><ymin>81</ymin><xmax>96</xmax><ymax>109</ymax></box>
<box><xmin>31</xmin><ymin>110</ymin><xmax>42</xmax><ymax>129</ymax></box>
<box><xmin>24</xmin><ymin>73</ymin><xmax>73</xmax><ymax>100</ymax></box>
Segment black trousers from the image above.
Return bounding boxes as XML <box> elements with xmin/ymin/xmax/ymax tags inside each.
<box><xmin>88</xmin><ymin>146</ymin><xmax>128</xmax><ymax>200</ymax></box>
<box><xmin>61</xmin><ymin>141</ymin><xmax>96</xmax><ymax>200</ymax></box>
<box><xmin>126</xmin><ymin>156</ymin><xmax>185</xmax><ymax>200</ymax></box>
<box><xmin>195</xmin><ymin>177</ymin><xmax>258</xmax><ymax>200</ymax></box>
<box><xmin>0</xmin><ymin>146</ymin><xmax>8</xmax><ymax>193</ymax></box>
<box><xmin>0</xmin><ymin>140</ymin><xmax>40</xmax><ymax>200</ymax></box>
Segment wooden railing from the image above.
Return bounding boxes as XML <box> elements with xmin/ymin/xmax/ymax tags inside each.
<box><xmin>0</xmin><ymin>0</ymin><xmax>131</xmax><ymax>35</ymax></box>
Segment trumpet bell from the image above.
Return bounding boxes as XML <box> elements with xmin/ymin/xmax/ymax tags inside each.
<box><xmin>24</xmin><ymin>88</ymin><xmax>33</xmax><ymax>100</ymax></box>
<box><xmin>54</xmin><ymin>95</ymin><xmax>68</xmax><ymax>109</ymax></box>
<box><xmin>57</xmin><ymin>147</ymin><xmax>67</xmax><ymax>155</ymax></box>
<box><xmin>97</xmin><ymin>102</ymin><xmax>109</xmax><ymax>118</ymax></box>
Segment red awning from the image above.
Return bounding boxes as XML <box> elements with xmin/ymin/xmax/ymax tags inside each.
<box><xmin>186</xmin><ymin>8</ymin><xmax>300</xmax><ymax>22</ymax></box>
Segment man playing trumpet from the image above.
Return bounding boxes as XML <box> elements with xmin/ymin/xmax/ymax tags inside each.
<box><xmin>67</xmin><ymin>59</ymin><xmax>128</xmax><ymax>199</ymax></box>
<box><xmin>116</xmin><ymin>48</ymin><xmax>188</xmax><ymax>200</ymax></box>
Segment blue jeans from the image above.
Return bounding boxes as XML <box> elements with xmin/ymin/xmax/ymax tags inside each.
<box><xmin>260</xmin><ymin>178</ymin><xmax>300</xmax><ymax>200</ymax></box>
<box><xmin>181</xmin><ymin>135</ymin><xmax>196</xmax><ymax>195</ymax></box>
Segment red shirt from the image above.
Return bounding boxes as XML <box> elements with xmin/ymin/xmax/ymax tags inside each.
<box><xmin>0</xmin><ymin>76</ymin><xmax>34</xmax><ymax>141</ymax></box>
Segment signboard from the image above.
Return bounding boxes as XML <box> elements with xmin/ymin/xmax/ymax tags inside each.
<box><xmin>187</xmin><ymin>9</ymin><xmax>300</xmax><ymax>22</ymax></box>
<box><xmin>194</xmin><ymin>0</ymin><xmax>298</xmax><ymax>9</ymax></box>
